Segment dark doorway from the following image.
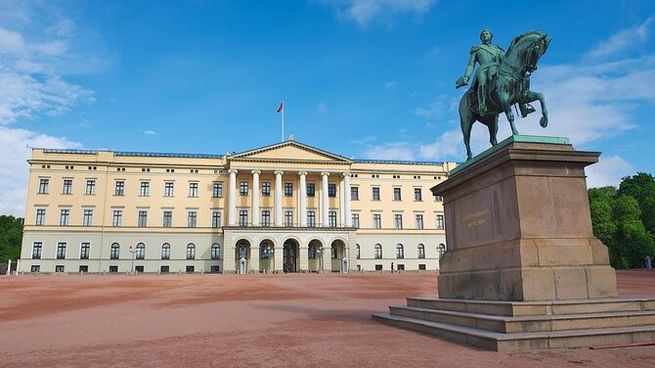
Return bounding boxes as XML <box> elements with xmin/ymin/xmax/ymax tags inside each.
<box><xmin>283</xmin><ymin>239</ymin><xmax>298</xmax><ymax>273</ymax></box>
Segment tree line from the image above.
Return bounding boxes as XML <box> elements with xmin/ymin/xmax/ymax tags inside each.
<box><xmin>0</xmin><ymin>215</ymin><xmax>23</xmax><ymax>263</ymax></box>
<box><xmin>589</xmin><ymin>172</ymin><xmax>655</xmax><ymax>269</ymax></box>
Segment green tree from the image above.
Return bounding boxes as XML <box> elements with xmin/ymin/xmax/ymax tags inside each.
<box><xmin>613</xmin><ymin>196</ymin><xmax>655</xmax><ymax>268</ymax></box>
<box><xmin>0</xmin><ymin>215</ymin><xmax>23</xmax><ymax>262</ymax></box>
<box><xmin>617</xmin><ymin>172</ymin><xmax>655</xmax><ymax>236</ymax></box>
<box><xmin>588</xmin><ymin>186</ymin><xmax>619</xmax><ymax>266</ymax></box>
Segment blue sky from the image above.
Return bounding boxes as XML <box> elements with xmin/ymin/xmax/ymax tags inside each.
<box><xmin>0</xmin><ymin>0</ymin><xmax>654</xmax><ymax>215</ymax></box>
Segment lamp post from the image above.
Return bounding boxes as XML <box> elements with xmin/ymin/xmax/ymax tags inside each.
<box><xmin>262</xmin><ymin>243</ymin><xmax>272</xmax><ymax>274</ymax></box>
<box><xmin>317</xmin><ymin>246</ymin><xmax>323</xmax><ymax>273</ymax></box>
<box><xmin>129</xmin><ymin>245</ymin><xmax>136</xmax><ymax>275</ymax></box>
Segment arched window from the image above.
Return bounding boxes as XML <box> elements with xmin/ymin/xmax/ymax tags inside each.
<box><xmin>187</xmin><ymin>243</ymin><xmax>196</xmax><ymax>260</ymax></box>
<box><xmin>417</xmin><ymin>244</ymin><xmax>425</xmax><ymax>259</ymax></box>
<box><xmin>438</xmin><ymin>243</ymin><xmax>447</xmax><ymax>257</ymax></box>
<box><xmin>211</xmin><ymin>243</ymin><xmax>221</xmax><ymax>260</ymax></box>
<box><xmin>331</xmin><ymin>244</ymin><xmax>338</xmax><ymax>259</ymax></box>
<box><xmin>135</xmin><ymin>243</ymin><xmax>145</xmax><ymax>260</ymax></box>
<box><xmin>396</xmin><ymin>244</ymin><xmax>404</xmax><ymax>259</ymax></box>
<box><xmin>356</xmin><ymin>244</ymin><xmax>361</xmax><ymax>259</ymax></box>
<box><xmin>374</xmin><ymin>244</ymin><xmax>382</xmax><ymax>259</ymax></box>
<box><xmin>161</xmin><ymin>243</ymin><xmax>170</xmax><ymax>260</ymax></box>
<box><xmin>110</xmin><ymin>243</ymin><xmax>120</xmax><ymax>259</ymax></box>
<box><xmin>308</xmin><ymin>243</ymin><xmax>317</xmax><ymax>259</ymax></box>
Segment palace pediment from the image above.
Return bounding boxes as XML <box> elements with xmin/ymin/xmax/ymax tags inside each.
<box><xmin>229</xmin><ymin>140</ymin><xmax>352</xmax><ymax>164</ymax></box>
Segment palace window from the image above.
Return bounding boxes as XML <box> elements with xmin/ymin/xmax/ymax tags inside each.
<box><xmin>114</xmin><ymin>181</ymin><xmax>125</xmax><ymax>196</ymax></box>
<box><xmin>32</xmin><ymin>242</ymin><xmax>42</xmax><ymax>259</ymax></box>
<box><xmin>138</xmin><ymin>210</ymin><xmax>148</xmax><ymax>227</ymax></box>
<box><xmin>80</xmin><ymin>242</ymin><xmax>90</xmax><ymax>260</ymax></box>
<box><xmin>85</xmin><ymin>180</ymin><xmax>96</xmax><ymax>195</ymax></box>
<box><xmin>328</xmin><ymin>211</ymin><xmax>337</xmax><ymax>227</ymax></box>
<box><xmin>35</xmin><ymin>208</ymin><xmax>46</xmax><ymax>226</ymax></box>
<box><xmin>161</xmin><ymin>243</ymin><xmax>170</xmax><ymax>260</ymax></box>
<box><xmin>38</xmin><ymin>178</ymin><xmax>49</xmax><ymax>194</ymax></box>
<box><xmin>436</xmin><ymin>214</ymin><xmax>445</xmax><ymax>230</ymax></box>
<box><xmin>415</xmin><ymin>214</ymin><xmax>424</xmax><ymax>229</ymax></box>
<box><xmin>394</xmin><ymin>214</ymin><xmax>403</xmax><ymax>229</ymax></box>
<box><xmin>351</xmin><ymin>213</ymin><xmax>360</xmax><ymax>228</ymax></box>
<box><xmin>212</xmin><ymin>182</ymin><xmax>223</xmax><ymax>198</ymax></box>
<box><xmin>351</xmin><ymin>187</ymin><xmax>359</xmax><ymax>200</ymax></box>
<box><xmin>393</xmin><ymin>187</ymin><xmax>402</xmax><ymax>201</ymax></box>
<box><xmin>262</xmin><ymin>182</ymin><xmax>271</xmax><ymax>196</ymax></box>
<box><xmin>187</xmin><ymin>211</ymin><xmax>197</xmax><ymax>228</ymax></box>
<box><xmin>112</xmin><ymin>210</ymin><xmax>122</xmax><ymax>227</ymax></box>
<box><xmin>307</xmin><ymin>211</ymin><xmax>316</xmax><ymax>227</ymax></box>
<box><xmin>62</xmin><ymin>179</ymin><xmax>73</xmax><ymax>194</ymax></box>
<box><xmin>164</xmin><ymin>182</ymin><xmax>174</xmax><ymax>197</ymax></box>
<box><xmin>211</xmin><ymin>243</ymin><xmax>221</xmax><ymax>260</ymax></box>
<box><xmin>418</xmin><ymin>244</ymin><xmax>426</xmax><ymax>259</ymax></box>
<box><xmin>135</xmin><ymin>243</ymin><xmax>145</xmax><ymax>260</ymax></box>
<box><xmin>212</xmin><ymin>211</ymin><xmax>221</xmax><ymax>228</ymax></box>
<box><xmin>284</xmin><ymin>210</ymin><xmax>294</xmax><ymax>226</ymax></box>
<box><xmin>59</xmin><ymin>209</ymin><xmax>70</xmax><ymax>226</ymax></box>
<box><xmin>188</xmin><ymin>182</ymin><xmax>199</xmax><ymax>197</ymax></box>
<box><xmin>239</xmin><ymin>181</ymin><xmax>248</xmax><ymax>196</ymax></box>
<box><xmin>396</xmin><ymin>244</ymin><xmax>404</xmax><ymax>259</ymax></box>
<box><xmin>356</xmin><ymin>244</ymin><xmax>360</xmax><ymax>259</ymax></box>
<box><xmin>284</xmin><ymin>182</ymin><xmax>293</xmax><ymax>197</ymax></box>
<box><xmin>372</xmin><ymin>187</ymin><xmax>380</xmax><ymax>201</ymax></box>
<box><xmin>239</xmin><ymin>210</ymin><xmax>248</xmax><ymax>226</ymax></box>
<box><xmin>163</xmin><ymin>211</ymin><xmax>172</xmax><ymax>227</ymax></box>
<box><xmin>414</xmin><ymin>188</ymin><xmax>422</xmax><ymax>201</ymax></box>
<box><xmin>56</xmin><ymin>242</ymin><xmax>67</xmax><ymax>259</ymax></box>
<box><xmin>110</xmin><ymin>243</ymin><xmax>120</xmax><ymax>259</ymax></box>
<box><xmin>373</xmin><ymin>214</ymin><xmax>382</xmax><ymax>229</ymax></box>
<box><xmin>139</xmin><ymin>181</ymin><xmax>150</xmax><ymax>196</ymax></box>
<box><xmin>83</xmin><ymin>209</ymin><xmax>93</xmax><ymax>226</ymax></box>
<box><xmin>306</xmin><ymin>183</ymin><xmax>315</xmax><ymax>197</ymax></box>
<box><xmin>186</xmin><ymin>243</ymin><xmax>196</xmax><ymax>260</ymax></box>
<box><xmin>374</xmin><ymin>244</ymin><xmax>382</xmax><ymax>259</ymax></box>
<box><xmin>262</xmin><ymin>210</ymin><xmax>271</xmax><ymax>226</ymax></box>
<box><xmin>328</xmin><ymin>184</ymin><xmax>337</xmax><ymax>197</ymax></box>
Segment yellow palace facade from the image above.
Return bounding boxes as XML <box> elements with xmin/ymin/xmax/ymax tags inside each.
<box><xmin>18</xmin><ymin>140</ymin><xmax>455</xmax><ymax>274</ymax></box>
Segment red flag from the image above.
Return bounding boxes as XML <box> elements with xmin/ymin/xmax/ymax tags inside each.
<box><xmin>277</xmin><ymin>101</ymin><xmax>284</xmax><ymax>113</ymax></box>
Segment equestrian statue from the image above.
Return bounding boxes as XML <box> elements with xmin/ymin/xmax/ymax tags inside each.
<box><xmin>456</xmin><ymin>29</ymin><xmax>551</xmax><ymax>160</ymax></box>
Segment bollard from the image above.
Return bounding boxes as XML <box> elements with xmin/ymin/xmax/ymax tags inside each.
<box><xmin>6</xmin><ymin>260</ymin><xmax>11</xmax><ymax>275</ymax></box>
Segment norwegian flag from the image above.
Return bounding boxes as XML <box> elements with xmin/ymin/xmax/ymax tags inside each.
<box><xmin>276</xmin><ymin>101</ymin><xmax>284</xmax><ymax>113</ymax></box>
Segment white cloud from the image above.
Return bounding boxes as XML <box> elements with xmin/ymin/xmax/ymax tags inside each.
<box><xmin>364</xmin><ymin>142</ymin><xmax>416</xmax><ymax>160</ymax></box>
<box><xmin>350</xmin><ymin>135</ymin><xmax>377</xmax><ymax>144</ymax></box>
<box><xmin>321</xmin><ymin>0</ymin><xmax>436</xmax><ymax>28</ymax></box>
<box><xmin>585</xmin><ymin>155</ymin><xmax>634</xmax><ymax>188</ymax></box>
<box><xmin>411</xmin><ymin>94</ymin><xmax>455</xmax><ymax>120</ymax></box>
<box><xmin>586</xmin><ymin>17</ymin><xmax>652</xmax><ymax>59</ymax></box>
<box><xmin>0</xmin><ymin>126</ymin><xmax>81</xmax><ymax>216</ymax></box>
<box><xmin>384</xmin><ymin>81</ymin><xmax>397</xmax><ymax>89</ymax></box>
<box><xmin>143</xmin><ymin>130</ymin><xmax>158</xmax><ymax>136</ymax></box>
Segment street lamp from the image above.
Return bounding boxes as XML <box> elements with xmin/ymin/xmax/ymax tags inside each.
<box><xmin>128</xmin><ymin>245</ymin><xmax>136</xmax><ymax>275</ymax></box>
<box><xmin>317</xmin><ymin>246</ymin><xmax>323</xmax><ymax>273</ymax></box>
<box><xmin>262</xmin><ymin>243</ymin><xmax>272</xmax><ymax>274</ymax></box>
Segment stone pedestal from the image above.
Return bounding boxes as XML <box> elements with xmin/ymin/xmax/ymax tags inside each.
<box><xmin>373</xmin><ymin>135</ymin><xmax>655</xmax><ymax>351</ymax></box>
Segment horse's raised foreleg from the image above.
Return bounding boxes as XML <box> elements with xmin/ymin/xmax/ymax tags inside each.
<box><xmin>459</xmin><ymin>95</ymin><xmax>475</xmax><ymax>160</ymax></box>
<box><xmin>523</xmin><ymin>90</ymin><xmax>548</xmax><ymax>128</ymax></box>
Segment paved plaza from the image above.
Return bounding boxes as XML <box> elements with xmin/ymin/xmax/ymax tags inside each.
<box><xmin>1</xmin><ymin>270</ymin><xmax>654</xmax><ymax>367</ymax></box>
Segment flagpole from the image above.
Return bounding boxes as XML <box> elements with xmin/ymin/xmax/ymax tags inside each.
<box><xmin>281</xmin><ymin>100</ymin><xmax>285</xmax><ymax>141</ymax></box>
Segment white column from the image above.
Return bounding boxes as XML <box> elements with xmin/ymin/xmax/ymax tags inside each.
<box><xmin>251</xmin><ymin>170</ymin><xmax>260</xmax><ymax>226</ymax></box>
<box><xmin>298</xmin><ymin>171</ymin><xmax>307</xmax><ymax>226</ymax></box>
<box><xmin>339</xmin><ymin>177</ymin><xmax>345</xmax><ymax>226</ymax></box>
<box><xmin>274</xmin><ymin>170</ymin><xmax>284</xmax><ymax>226</ymax></box>
<box><xmin>320</xmin><ymin>172</ymin><xmax>329</xmax><ymax>227</ymax></box>
<box><xmin>344</xmin><ymin>173</ymin><xmax>352</xmax><ymax>227</ymax></box>
<box><xmin>228</xmin><ymin>169</ymin><xmax>238</xmax><ymax>225</ymax></box>
<box><xmin>6</xmin><ymin>260</ymin><xmax>11</xmax><ymax>275</ymax></box>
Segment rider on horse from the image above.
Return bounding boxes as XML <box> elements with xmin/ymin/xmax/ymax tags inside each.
<box><xmin>455</xmin><ymin>29</ymin><xmax>534</xmax><ymax>117</ymax></box>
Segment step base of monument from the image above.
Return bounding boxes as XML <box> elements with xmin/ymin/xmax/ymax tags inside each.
<box><xmin>372</xmin><ymin>297</ymin><xmax>655</xmax><ymax>351</ymax></box>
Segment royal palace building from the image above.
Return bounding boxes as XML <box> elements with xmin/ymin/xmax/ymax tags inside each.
<box><xmin>18</xmin><ymin>140</ymin><xmax>455</xmax><ymax>274</ymax></box>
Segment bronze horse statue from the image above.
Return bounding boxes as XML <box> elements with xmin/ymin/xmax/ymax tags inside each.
<box><xmin>459</xmin><ymin>31</ymin><xmax>551</xmax><ymax>160</ymax></box>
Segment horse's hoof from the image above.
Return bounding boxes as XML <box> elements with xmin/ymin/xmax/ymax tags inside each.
<box><xmin>540</xmin><ymin>117</ymin><xmax>548</xmax><ymax>128</ymax></box>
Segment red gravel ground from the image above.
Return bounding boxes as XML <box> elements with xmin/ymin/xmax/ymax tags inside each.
<box><xmin>1</xmin><ymin>270</ymin><xmax>654</xmax><ymax>368</ymax></box>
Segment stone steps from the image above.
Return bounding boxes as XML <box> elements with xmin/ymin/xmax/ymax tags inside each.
<box><xmin>389</xmin><ymin>305</ymin><xmax>655</xmax><ymax>333</ymax></box>
<box><xmin>372</xmin><ymin>312</ymin><xmax>655</xmax><ymax>351</ymax></box>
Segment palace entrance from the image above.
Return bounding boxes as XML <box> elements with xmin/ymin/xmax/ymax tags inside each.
<box><xmin>283</xmin><ymin>239</ymin><xmax>299</xmax><ymax>273</ymax></box>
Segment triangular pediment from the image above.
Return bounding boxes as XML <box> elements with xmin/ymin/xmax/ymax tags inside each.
<box><xmin>230</xmin><ymin>140</ymin><xmax>351</xmax><ymax>163</ymax></box>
